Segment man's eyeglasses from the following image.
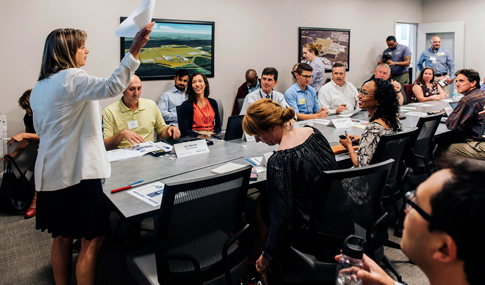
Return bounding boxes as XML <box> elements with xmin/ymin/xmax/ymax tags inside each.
<box><xmin>359</xmin><ymin>90</ymin><xmax>374</xmax><ymax>98</ymax></box>
<box><xmin>298</xmin><ymin>74</ymin><xmax>312</xmax><ymax>79</ymax></box>
<box><xmin>405</xmin><ymin>190</ymin><xmax>432</xmax><ymax>223</ymax></box>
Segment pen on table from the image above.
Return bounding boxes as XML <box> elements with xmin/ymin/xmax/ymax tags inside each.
<box><xmin>111</xmin><ymin>180</ymin><xmax>144</xmax><ymax>194</ymax></box>
<box><xmin>1</xmin><ymin>138</ymin><xmax>10</xmax><ymax>140</ymax></box>
<box><xmin>245</xmin><ymin>158</ymin><xmax>256</xmax><ymax>166</ymax></box>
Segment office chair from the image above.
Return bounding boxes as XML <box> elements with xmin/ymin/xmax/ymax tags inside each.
<box><xmin>126</xmin><ymin>165</ymin><xmax>252</xmax><ymax>285</ymax></box>
<box><xmin>216</xmin><ymin>99</ymin><xmax>224</xmax><ymax>126</ymax></box>
<box><xmin>370</xmin><ymin>128</ymin><xmax>418</xmax><ymax>219</ymax></box>
<box><xmin>289</xmin><ymin>160</ymin><xmax>405</xmax><ymax>283</ymax></box>
<box><xmin>237</xmin><ymin>98</ymin><xmax>245</xmax><ymax>114</ymax></box>
<box><xmin>403</xmin><ymin>84</ymin><xmax>413</xmax><ymax>103</ymax></box>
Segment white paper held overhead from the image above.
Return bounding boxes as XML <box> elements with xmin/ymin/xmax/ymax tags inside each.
<box><xmin>114</xmin><ymin>0</ymin><xmax>156</xmax><ymax>37</ymax></box>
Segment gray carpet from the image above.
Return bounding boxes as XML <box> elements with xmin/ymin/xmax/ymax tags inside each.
<box><xmin>0</xmin><ymin>191</ymin><xmax>429</xmax><ymax>284</ymax></box>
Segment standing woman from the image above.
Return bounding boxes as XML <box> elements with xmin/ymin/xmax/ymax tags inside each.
<box><xmin>302</xmin><ymin>42</ymin><xmax>325</xmax><ymax>93</ymax></box>
<box><xmin>30</xmin><ymin>23</ymin><xmax>153</xmax><ymax>284</ymax></box>
<box><xmin>411</xmin><ymin>67</ymin><xmax>448</xmax><ymax>102</ymax></box>
<box><xmin>179</xmin><ymin>73</ymin><xmax>221</xmax><ymax>137</ymax></box>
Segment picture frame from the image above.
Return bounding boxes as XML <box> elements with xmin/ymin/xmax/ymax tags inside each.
<box><xmin>120</xmin><ymin>18</ymin><xmax>215</xmax><ymax>81</ymax></box>
<box><xmin>298</xmin><ymin>27</ymin><xmax>350</xmax><ymax>72</ymax></box>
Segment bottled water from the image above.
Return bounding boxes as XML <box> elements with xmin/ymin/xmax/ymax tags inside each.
<box><xmin>336</xmin><ymin>235</ymin><xmax>364</xmax><ymax>285</ymax></box>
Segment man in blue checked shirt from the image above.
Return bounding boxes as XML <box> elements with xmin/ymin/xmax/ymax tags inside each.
<box><xmin>417</xmin><ymin>36</ymin><xmax>455</xmax><ymax>95</ymax></box>
<box><xmin>284</xmin><ymin>63</ymin><xmax>329</xmax><ymax>121</ymax></box>
<box><xmin>158</xmin><ymin>69</ymin><xmax>189</xmax><ymax>126</ymax></box>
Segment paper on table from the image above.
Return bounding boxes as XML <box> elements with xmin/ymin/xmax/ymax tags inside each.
<box><xmin>107</xmin><ymin>141</ymin><xmax>165</xmax><ymax>162</ymax></box>
<box><xmin>352</xmin><ymin>124</ymin><xmax>366</xmax><ymax>129</ymax></box>
<box><xmin>128</xmin><ymin>181</ymin><xmax>164</xmax><ymax>207</ymax></box>
<box><xmin>211</xmin><ymin>163</ymin><xmax>247</xmax><ymax>174</ymax></box>
<box><xmin>408</xmin><ymin>103</ymin><xmax>433</xmax><ymax>107</ymax></box>
<box><xmin>114</xmin><ymin>0</ymin><xmax>156</xmax><ymax>37</ymax></box>
<box><xmin>404</xmin><ymin>111</ymin><xmax>426</xmax><ymax>116</ymax></box>
<box><xmin>337</xmin><ymin>107</ymin><xmax>362</xmax><ymax>118</ymax></box>
<box><xmin>400</xmin><ymin>106</ymin><xmax>416</xmax><ymax>111</ymax></box>
<box><xmin>313</xmin><ymin>119</ymin><xmax>331</xmax><ymax>125</ymax></box>
<box><xmin>441</xmin><ymin>99</ymin><xmax>453</xmax><ymax>103</ymax></box>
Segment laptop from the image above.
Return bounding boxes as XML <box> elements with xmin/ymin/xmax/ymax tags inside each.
<box><xmin>224</xmin><ymin>115</ymin><xmax>244</xmax><ymax>141</ymax></box>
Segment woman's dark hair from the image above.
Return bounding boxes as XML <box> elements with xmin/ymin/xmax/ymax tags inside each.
<box><xmin>38</xmin><ymin>28</ymin><xmax>87</xmax><ymax>81</ymax></box>
<box><xmin>18</xmin><ymin>89</ymin><xmax>32</xmax><ymax>113</ymax></box>
<box><xmin>370</xmin><ymin>78</ymin><xmax>400</xmax><ymax>132</ymax></box>
<box><xmin>414</xmin><ymin>67</ymin><xmax>435</xmax><ymax>87</ymax></box>
<box><xmin>186</xmin><ymin>73</ymin><xmax>210</xmax><ymax>103</ymax></box>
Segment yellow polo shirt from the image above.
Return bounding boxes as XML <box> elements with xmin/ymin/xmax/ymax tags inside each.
<box><xmin>103</xmin><ymin>98</ymin><xmax>168</xmax><ymax>149</ymax></box>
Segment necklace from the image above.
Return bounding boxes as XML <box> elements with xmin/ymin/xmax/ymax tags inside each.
<box><xmin>195</xmin><ymin>99</ymin><xmax>210</xmax><ymax>131</ymax></box>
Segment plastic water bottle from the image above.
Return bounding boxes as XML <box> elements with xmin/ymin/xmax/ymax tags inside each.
<box><xmin>336</xmin><ymin>235</ymin><xmax>365</xmax><ymax>285</ymax></box>
<box><xmin>452</xmin><ymin>88</ymin><xmax>459</xmax><ymax>102</ymax></box>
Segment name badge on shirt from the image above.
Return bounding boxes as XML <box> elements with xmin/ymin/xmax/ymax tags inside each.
<box><xmin>127</xmin><ymin>120</ymin><xmax>139</xmax><ymax>129</ymax></box>
<box><xmin>430</xmin><ymin>56</ymin><xmax>437</xmax><ymax>63</ymax></box>
<box><xmin>298</xmin><ymin>98</ymin><xmax>306</xmax><ymax>105</ymax></box>
<box><xmin>437</xmin><ymin>52</ymin><xmax>445</xmax><ymax>56</ymax></box>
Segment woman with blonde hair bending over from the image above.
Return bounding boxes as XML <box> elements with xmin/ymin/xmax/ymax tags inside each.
<box><xmin>411</xmin><ymin>67</ymin><xmax>448</xmax><ymax>102</ymax></box>
<box><xmin>30</xmin><ymin>23</ymin><xmax>154</xmax><ymax>284</ymax></box>
<box><xmin>244</xmin><ymin>98</ymin><xmax>337</xmax><ymax>283</ymax></box>
<box><xmin>302</xmin><ymin>42</ymin><xmax>325</xmax><ymax>93</ymax></box>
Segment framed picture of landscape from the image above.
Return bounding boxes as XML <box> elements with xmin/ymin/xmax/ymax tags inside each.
<box><xmin>120</xmin><ymin>18</ymin><xmax>215</xmax><ymax>80</ymax></box>
<box><xmin>298</xmin><ymin>27</ymin><xmax>350</xmax><ymax>72</ymax></box>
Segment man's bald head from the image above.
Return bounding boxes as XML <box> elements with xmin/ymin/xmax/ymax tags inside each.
<box><xmin>122</xmin><ymin>75</ymin><xmax>142</xmax><ymax>109</ymax></box>
<box><xmin>245</xmin><ymin>69</ymin><xmax>258</xmax><ymax>88</ymax></box>
<box><xmin>431</xmin><ymin>36</ymin><xmax>441</xmax><ymax>50</ymax></box>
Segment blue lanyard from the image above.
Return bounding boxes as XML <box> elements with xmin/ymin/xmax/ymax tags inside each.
<box><xmin>259</xmin><ymin>90</ymin><xmax>273</xmax><ymax>100</ymax></box>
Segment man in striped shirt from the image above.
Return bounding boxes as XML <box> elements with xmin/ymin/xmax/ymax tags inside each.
<box><xmin>103</xmin><ymin>75</ymin><xmax>181</xmax><ymax>150</ymax></box>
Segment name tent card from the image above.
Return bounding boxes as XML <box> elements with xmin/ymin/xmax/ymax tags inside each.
<box><xmin>171</xmin><ymin>140</ymin><xmax>209</xmax><ymax>158</ymax></box>
<box><xmin>260</xmin><ymin>152</ymin><xmax>274</xmax><ymax>167</ymax></box>
<box><xmin>243</xmin><ymin>132</ymin><xmax>255</xmax><ymax>142</ymax></box>
<box><xmin>331</xmin><ymin>118</ymin><xmax>354</xmax><ymax>129</ymax></box>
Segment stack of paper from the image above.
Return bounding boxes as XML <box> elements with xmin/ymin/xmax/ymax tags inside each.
<box><xmin>107</xmin><ymin>141</ymin><xmax>170</xmax><ymax>162</ymax></box>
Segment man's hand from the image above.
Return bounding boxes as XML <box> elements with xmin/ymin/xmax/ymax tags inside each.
<box><xmin>120</xmin><ymin>129</ymin><xmax>145</xmax><ymax>145</ymax></box>
<box><xmin>316</xmin><ymin>107</ymin><xmax>330</xmax><ymax>118</ymax></box>
<box><xmin>446</xmin><ymin>78</ymin><xmax>454</xmax><ymax>85</ymax></box>
<box><xmin>335</xmin><ymin>254</ymin><xmax>395</xmax><ymax>285</ymax></box>
<box><xmin>8</xmin><ymin>133</ymin><xmax>27</xmax><ymax>146</ymax></box>
<box><xmin>168</xmin><ymin>126</ymin><xmax>181</xmax><ymax>139</ymax></box>
<box><xmin>336</xmin><ymin>104</ymin><xmax>348</xmax><ymax>114</ymax></box>
<box><xmin>390</xmin><ymin>79</ymin><xmax>401</xmax><ymax>92</ymax></box>
<box><xmin>387</xmin><ymin>60</ymin><xmax>396</xmax><ymax>66</ymax></box>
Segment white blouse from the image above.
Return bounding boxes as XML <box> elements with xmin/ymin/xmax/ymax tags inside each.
<box><xmin>30</xmin><ymin>53</ymin><xmax>140</xmax><ymax>191</ymax></box>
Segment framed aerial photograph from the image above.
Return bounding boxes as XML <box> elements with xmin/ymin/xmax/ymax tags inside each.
<box><xmin>298</xmin><ymin>27</ymin><xmax>350</xmax><ymax>72</ymax></box>
<box><xmin>120</xmin><ymin>18</ymin><xmax>215</xmax><ymax>80</ymax></box>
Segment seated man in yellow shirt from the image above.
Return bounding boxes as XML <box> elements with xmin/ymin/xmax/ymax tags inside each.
<box><xmin>103</xmin><ymin>75</ymin><xmax>181</xmax><ymax>150</ymax></box>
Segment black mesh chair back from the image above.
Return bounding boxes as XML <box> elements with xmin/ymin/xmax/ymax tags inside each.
<box><xmin>410</xmin><ymin>114</ymin><xmax>443</xmax><ymax>172</ymax></box>
<box><xmin>237</xmin><ymin>98</ymin><xmax>245</xmax><ymax>114</ymax></box>
<box><xmin>369</xmin><ymin>128</ymin><xmax>418</xmax><ymax>217</ymax></box>
<box><xmin>289</xmin><ymin>160</ymin><xmax>394</xmax><ymax>283</ymax></box>
<box><xmin>176</xmin><ymin>105</ymin><xmax>182</xmax><ymax>123</ymax></box>
<box><xmin>154</xmin><ymin>165</ymin><xmax>252</xmax><ymax>285</ymax></box>
<box><xmin>312</xmin><ymin>159</ymin><xmax>394</xmax><ymax>261</ymax></box>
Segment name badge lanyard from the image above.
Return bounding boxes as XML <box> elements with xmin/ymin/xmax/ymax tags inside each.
<box><xmin>259</xmin><ymin>90</ymin><xmax>273</xmax><ymax>100</ymax></box>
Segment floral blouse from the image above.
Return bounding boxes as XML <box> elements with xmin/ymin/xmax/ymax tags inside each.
<box><xmin>357</xmin><ymin>121</ymin><xmax>403</xmax><ymax>167</ymax></box>
<box><xmin>309</xmin><ymin>58</ymin><xmax>325</xmax><ymax>93</ymax></box>
<box><xmin>411</xmin><ymin>81</ymin><xmax>439</xmax><ymax>102</ymax></box>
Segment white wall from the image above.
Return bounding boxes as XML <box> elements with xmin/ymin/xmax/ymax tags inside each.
<box><xmin>0</xmin><ymin>0</ymin><xmax>422</xmax><ymax>150</ymax></box>
<box><xmin>422</xmin><ymin>0</ymin><xmax>483</xmax><ymax>74</ymax></box>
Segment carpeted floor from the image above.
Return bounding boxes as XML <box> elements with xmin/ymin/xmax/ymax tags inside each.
<box><xmin>0</xmin><ymin>190</ymin><xmax>429</xmax><ymax>285</ymax></box>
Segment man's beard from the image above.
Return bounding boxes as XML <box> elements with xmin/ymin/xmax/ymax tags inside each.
<box><xmin>175</xmin><ymin>85</ymin><xmax>186</xmax><ymax>92</ymax></box>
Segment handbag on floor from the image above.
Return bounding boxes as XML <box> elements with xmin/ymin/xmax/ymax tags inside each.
<box><xmin>0</xmin><ymin>155</ymin><xmax>35</xmax><ymax>214</ymax></box>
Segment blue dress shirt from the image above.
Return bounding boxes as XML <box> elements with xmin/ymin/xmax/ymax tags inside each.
<box><xmin>158</xmin><ymin>86</ymin><xmax>186</xmax><ymax>125</ymax></box>
<box><xmin>284</xmin><ymin>83</ymin><xmax>319</xmax><ymax>114</ymax></box>
<box><xmin>417</xmin><ymin>47</ymin><xmax>455</xmax><ymax>78</ymax></box>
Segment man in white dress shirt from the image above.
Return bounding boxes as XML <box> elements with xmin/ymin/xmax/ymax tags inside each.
<box><xmin>318</xmin><ymin>63</ymin><xmax>359</xmax><ymax>115</ymax></box>
<box><xmin>239</xmin><ymin>67</ymin><xmax>289</xmax><ymax>115</ymax></box>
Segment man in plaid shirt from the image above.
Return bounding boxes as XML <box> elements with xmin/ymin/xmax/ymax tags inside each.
<box><xmin>445</xmin><ymin>69</ymin><xmax>485</xmax><ymax>159</ymax></box>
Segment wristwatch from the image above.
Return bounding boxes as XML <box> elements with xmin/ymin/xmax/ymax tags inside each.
<box><xmin>395</xmin><ymin>62</ymin><xmax>398</xmax><ymax>66</ymax></box>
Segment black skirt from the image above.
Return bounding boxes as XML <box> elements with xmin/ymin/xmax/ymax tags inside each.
<box><xmin>36</xmin><ymin>179</ymin><xmax>110</xmax><ymax>240</ymax></box>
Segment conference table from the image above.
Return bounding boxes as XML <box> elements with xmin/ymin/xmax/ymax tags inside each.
<box><xmin>103</xmin><ymin>100</ymin><xmax>455</xmax><ymax>222</ymax></box>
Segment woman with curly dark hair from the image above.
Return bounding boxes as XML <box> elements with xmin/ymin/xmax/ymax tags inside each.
<box><xmin>179</xmin><ymin>72</ymin><xmax>221</xmax><ymax>137</ymax></box>
<box><xmin>339</xmin><ymin>78</ymin><xmax>402</xmax><ymax>167</ymax></box>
